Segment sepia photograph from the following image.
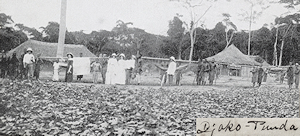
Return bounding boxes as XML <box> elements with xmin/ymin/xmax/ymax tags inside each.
<box><xmin>0</xmin><ymin>0</ymin><xmax>300</xmax><ymax>135</ymax></box>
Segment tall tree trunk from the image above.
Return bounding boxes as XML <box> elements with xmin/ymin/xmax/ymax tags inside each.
<box><xmin>188</xmin><ymin>28</ymin><xmax>195</xmax><ymax>63</ymax></box>
<box><xmin>278</xmin><ymin>24</ymin><xmax>292</xmax><ymax>66</ymax></box>
<box><xmin>57</xmin><ymin>0</ymin><xmax>67</xmax><ymax>57</ymax></box>
<box><xmin>227</xmin><ymin>31</ymin><xmax>234</xmax><ymax>48</ymax></box>
<box><xmin>279</xmin><ymin>40</ymin><xmax>284</xmax><ymax>66</ymax></box>
<box><xmin>273</xmin><ymin>27</ymin><xmax>279</xmax><ymax>66</ymax></box>
<box><xmin>225</xmin><ymin>30</ymin><xmax>229</xmax><ymax>48</ymax></box>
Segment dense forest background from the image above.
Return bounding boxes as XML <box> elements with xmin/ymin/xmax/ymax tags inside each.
<box><xmin>1</xmin><ymin>0</ymin><xmax>300</xmax><ymax>66</ymax></box>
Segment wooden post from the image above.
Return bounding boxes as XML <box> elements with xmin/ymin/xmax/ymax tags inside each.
<box><xmin>57</xmin><ymin>0</ymin><xmax>67</xmax><ymax>57</ymax></box>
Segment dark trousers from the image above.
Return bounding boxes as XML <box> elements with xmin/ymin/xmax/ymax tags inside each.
<box><xmin>168</xmin><ymin>74</ymin><xmax>173</xmax><ymax>85</ymax></box>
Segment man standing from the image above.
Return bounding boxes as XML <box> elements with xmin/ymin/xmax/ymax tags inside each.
<box><xmin>286</xmin><ymin>62</ymin><xmax>294</xmax><ymax>89</ymax></box>
<box><xmin>175</xmin><ymin>62</ymin><xmax>183</xmax><ymax>86</ymax></box>
<box><xmin>23</xmin><ymin>48</ymin><xmax>35</xmax><ymax>82</ymax></box>
<box><xmin>135</xmin><ymin>52</ymin><xmax>143</xmax><ymax>85</ymax></box>
<box><xmin>0</xmin><ymin>51</ymin><xmax>8</xmax><ymax>78</ymax></box>
<box><xmin>34</xmin><ymin>53</ymin><xmax>43</xmax><ymax>81</ymax></box>
<box><xmin>126</xmin><ymin>55</ymin><xmax>136</xmax><ymax>85</ymax></box>
<box><xmin>250</xmin><ymin>66</ymin><xmax>258</xmax><ymax>87</ymax></box>
<box><xmin>9</xmin><ymin>52</ymin><xmax>19</xmax><ymax>79</ymax></box>
<box><xmin>100</xmin><ymin>54</ymin><xmax>108</xmax><ymax>84</ymax></box>
<box><xmin>20</xmin><ymin>49</ymin><xmax>27</xmax><ymax>79</ymax></box>
<box><xmin>196</xmin><ymin>59</ymin><xmax>204</xmax><ymax>85</ymax></box>
<box><xmin>90</xmin><ymin>58</ymin><xmax>101</xmax><ymax>84</ymax></box>
<box><xmin>257</xmin><ymin>64</ymin><xmax>264</xmax><ymax>87</ymax></box>
<box><xmin>280</xmin><ymin>70</ymin><xmax>285</xmax><ymax>84</ymax></box>
<box><xmin>202</xmin><ymin>59</ymin><xmax>210</xmax><ymax>85</ymax></box>
<box><xmin>294</xmin><ymin>63</ymin><xmax>300</xmax><ymax>89</ymax></box>
<box><xmin>208</xmin><ymin>59</ymin><xmax>216</xmax><ymax>85</ymax></box>
<box><xmin>166</xmin><ymin>56</ymin><xmax>176</xmax><ymax>85</ymax></box>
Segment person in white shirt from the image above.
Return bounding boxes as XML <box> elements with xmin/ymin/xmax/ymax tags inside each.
<box><xmin>23</xmin><ymin>48</ymin><xmax>35</xmax><ymax>81</ymax></box>
<box><xmin>105</xmin><ymin>53</ymin><xmax>118</xmax><ymax>85</ymax></box>
<box><xmin>166</xmin><ymin>56</ymin><xmax>176</xmax><ymax>85</ymax></box>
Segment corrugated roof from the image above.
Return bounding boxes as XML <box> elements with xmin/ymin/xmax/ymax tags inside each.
<box><xmin>206</xmin><ymin>44</ymin><xmax>260</xmax><ymax>66</ymax></box>
<box><xmin>6</xmin><ymin>40</ymin><xmax>96</xmax><ymax>58</ymax></box>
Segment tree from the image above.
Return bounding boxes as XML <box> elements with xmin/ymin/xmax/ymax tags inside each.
<box><xmin>170</xmin><ymin>0</ymin><xmax>217</xmax><ymax>62</ymax></box>
<box><xmin>275</xmin><ymin>13</ymin><xmax>300</xmax><ymax>66</ymax></box>
<box><xmin>278</xmin><ymin>0</ymin><xmax>300</xmax><ymax>8</ymax></box>
<box><xmin>164</xmin><ymin>16</ymin><xmax>188</xmax><ymax>59</ymax></box>
<box><xmin>88</xmin><ymin>30</ymin><xmax>112</xmax><ymax>56</ymax></box>
<box><xmin>111</xmin><ymin>20</ymin><xmax>150</xmax><ymax>56</ymax></box>
<box><xmin>222</xmin><ymin>13</ymin><xmax>237</xmax><ymax>48</ymax></box>
<box><xmin>240</xmin><ymin>0</ymin><xmax>269</xmax><ymax>55</ymax></box>
<box><xmin>0</xmin><ymin>13</ymin><xmax>28</xmax><ymax>52</ymax></box>
<box><xmin>40</xmin><ymin>22</ymin><xmax>75</xmax><ymax>44</ymax></box>
<box><xmin>251</xmin><ymin>27</ymin><xmax>273</xmax><ymax>63</ymax></box>
<box><xmin>40</xmin><ymin>22</ymin><xmax>60</xmax><ymax>43</ymax></box>
<box><xmin>111</xmin><ymin>20</ymin><xmax>134</xmax><ymax>47</ymax></box>
<box><xmin>15</xmin><ymin>23</ymin><xmax>43</xmax><ymax>41</ymax></box>
<box><xmin>0</xmin><ymin>13</ymin><xmax>13</xmax><ymax>28</ymax></box>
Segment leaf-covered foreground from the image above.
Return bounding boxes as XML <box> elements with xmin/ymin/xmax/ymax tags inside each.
<box><xmin>0</xmin><ymin>81</ymin><xmax>299</xmax><ymax>136</ymax></box>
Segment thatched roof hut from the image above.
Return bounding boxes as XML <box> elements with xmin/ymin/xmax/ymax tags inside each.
<box><xmin>206</xmin><ymin>44</ymin><xmax>260</xmax><ymax>66</ymax></box>
<box><xmin>7</xmin><ymin>40</ymin><xmax>96</xmax><ymax>58</ymax></box>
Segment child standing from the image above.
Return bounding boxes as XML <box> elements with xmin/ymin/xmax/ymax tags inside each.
<box><xmin>91</xmin><ymin>58</ymin><xmax>101</xmax><ymax>84</ymax></box>
<box><xmin>52</xmin><ymin>59</ymin><xmax>60</xmax><ymax>81</ymax></box>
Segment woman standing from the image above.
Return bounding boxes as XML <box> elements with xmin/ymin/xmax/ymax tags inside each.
<box><xmin>105</xmin><ymin>53</ymin><xmax>117</xmax><ymax>84</ymax></box>
<box><xmin>65</xmin><ymin>53</ymin><xmax>74</xmax><ymax>82</ymax></box>
<box><xmin>116</xmin><ymin>53</ymin><xmax>127</xmax><ymax>85</ymax></box>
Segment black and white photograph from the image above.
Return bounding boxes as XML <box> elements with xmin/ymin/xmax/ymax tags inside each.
<box><xmin>0</xmin><ymin>0</ymin><xmax>300</xmax><ymax>135</ymax></box>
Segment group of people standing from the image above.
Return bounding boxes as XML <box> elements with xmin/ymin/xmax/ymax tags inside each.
<box><xmin>250</xmin><ymin>64</ymin><xmax>268</xmax><ymax>87</ymax></box>
<box><xmin>284</xmin><ymin>62</ymin><xmax>300</xmax><ymax>89</ymax></box>
<box><xmin>0</xmin><ymin>48</ymin><xmax>43</xmax><ymax>82</ymax></box>
<box><xmin>105</xmin><ymin>53</ymin><xmax>142</xmax><ymax>85</ymax></box>
<box><xmin>251</xmin><ymin>62</ymin><xmax>300</xmax><ymax>89</ymax></box>
<box><xmin>196</xmin><ymin>59</ymin><xmax>219</xmax><ymax>85</ymax></box>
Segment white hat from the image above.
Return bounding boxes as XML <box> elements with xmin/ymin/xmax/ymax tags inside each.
<box><xmin>66</xmin><ymin>52</ymin><xmax>74</xmax><ymax>57</ymax></box>
<box><xmin>170</xmin><ymin>56</ymin><xmax>175</xmax><ymax>61</ymax></box>
<box><xmin>120</xmin><ymin>53</ymin><xmax>125</xmax><ymax>57</ymax></box>
<box><xmin>27</xmin><ymin>48</ymin><xmax>33</xmax><ymax>52</ymax></box>
<box><xmin>112</xmin><ymin>53</ymin><xmax>117</xmax><ymax>56</ymax></box>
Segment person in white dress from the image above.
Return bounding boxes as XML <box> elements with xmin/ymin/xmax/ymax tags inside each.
<box><xmin>116</xmin><ymin>53</ymin><xmax>127</xmax><ymax>85</ymax></box>
<box><xmin>105</xmin><ymin>53</ymin><xmax>118</xmax><ymax>85</ymax></box>
<box><xmin>52</xmin><ymin>59</ymin><xmax>60</xmax><ymax>81</ymax></box>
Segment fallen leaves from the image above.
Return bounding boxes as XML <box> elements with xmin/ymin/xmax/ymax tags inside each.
<box><xmin>0</xmin><ymin>81</ymin><xmax>298</xmax><ymax>135</ymax></box>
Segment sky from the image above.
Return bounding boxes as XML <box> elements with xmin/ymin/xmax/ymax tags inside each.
<box><xmin>0</xmin><ymin>0</ymin><xmax>295</xmax><ymax>36</ymax></box>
